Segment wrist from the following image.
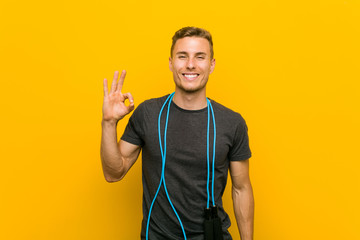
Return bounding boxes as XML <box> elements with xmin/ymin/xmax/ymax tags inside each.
<box><xmin>101</xmin><ymin>119</ymin><xmax>118</xmax><ymax>127</ymax></box>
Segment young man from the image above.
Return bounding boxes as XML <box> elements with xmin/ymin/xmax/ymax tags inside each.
<box><xmin>101</xmin><ymin>27</ymin><xmax>254</xmax><ymax>240</ymax></box>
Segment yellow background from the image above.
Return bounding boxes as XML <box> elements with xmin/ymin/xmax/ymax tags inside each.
<box><xmin>1</xmin><ymin>0</ymin><xmax>359</xmax><ymax>239</ymax></box>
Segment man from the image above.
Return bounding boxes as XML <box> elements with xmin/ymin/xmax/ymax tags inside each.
<box><xmin>101</xmin><ymin>27</ymin><xmax>254</xmax><ymax>240</ymax></box>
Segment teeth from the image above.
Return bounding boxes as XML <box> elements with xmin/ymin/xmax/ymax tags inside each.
<box><xmin>184</xmin><ymin>74</ymin><xmax>198</xmax><ymax>78</ymax></box>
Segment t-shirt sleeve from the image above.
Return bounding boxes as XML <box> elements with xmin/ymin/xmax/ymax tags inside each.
<box><xmin>120</xmin><ymin>102</ymin><xmax>145</xmax><ymax>147</ymax></box>
<box><xmin>228</xmin><ymin>118</ymin><xmax>252</xmax><ymax>161</ymax></box>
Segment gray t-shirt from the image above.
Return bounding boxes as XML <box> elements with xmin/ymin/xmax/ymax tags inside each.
<box><xmin>121</xmin><ymin>95</ymin><xmax>252</xmax><ymax>240</ymax></box>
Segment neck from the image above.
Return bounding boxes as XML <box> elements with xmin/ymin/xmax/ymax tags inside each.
<box><xmin>172</xmin><ymin>89</ymin><xmax>207</xmax><ymax>110</ymax></box>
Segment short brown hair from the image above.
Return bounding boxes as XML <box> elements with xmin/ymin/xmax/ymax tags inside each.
<box><xmin>171</xmin><ymin>26</ymin><xmax>214</xmax><ymax>59</ymax></box>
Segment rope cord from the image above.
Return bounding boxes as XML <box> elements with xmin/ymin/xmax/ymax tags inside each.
<box><xmin>146</xmin><ymin>93</ymin><xmax>217</xmax><ymax>240</ymax></box>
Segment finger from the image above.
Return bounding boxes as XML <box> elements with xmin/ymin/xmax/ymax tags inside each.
<box><xmin>110</xmin><ymin>71</ymin><xmax>119</xmax><ymax>93</ymax></box>
<box><xmin>122</xmin><ymin>92</ymin><xmax>134</xmax><ymax>104</ymax></box>
<box><xmin>117</xmin><ymin>70</ymin><xmax>126</xmax><ymax>93</ymax></box>
<box><xmin>122</xmin><ymin>92</ymin><xmax>135</xmax><ymax>112</ymax></box>
<box><xmin>103</xmin><ymin>78</ymin><xmax>108</xmax><ymax>96</ymax></box>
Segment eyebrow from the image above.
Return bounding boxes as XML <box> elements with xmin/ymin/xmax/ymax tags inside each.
<box><xmin>176</xmin><ymin>51</ymin><xmax>207</xmax><ymax>56</ymax></box>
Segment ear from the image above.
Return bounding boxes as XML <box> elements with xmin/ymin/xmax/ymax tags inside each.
<box><xmin>169</xmin><ymin>57</ymin><xmax>173</xmax><ymax>72</ymax></box>
<box><xmin>210</xmin><ymin>58</ymin><xmax>216</xmax><ymax>74</ymax></box>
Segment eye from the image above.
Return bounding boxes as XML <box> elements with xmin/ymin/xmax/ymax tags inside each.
<box><xmin>178</xmin><ymin>55</ymin><xmax>186</xmax><ymax>59</ymax></box>
<box><xmin>197</xmin><ymin>56</ymin><xmax>205</xmax><ymax>60</ymax></box>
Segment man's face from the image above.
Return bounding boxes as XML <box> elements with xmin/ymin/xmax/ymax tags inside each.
<box><xmin>169</xmin><ymin>37</ymin><xmax>215</xmax><ymax>94</ymax></box>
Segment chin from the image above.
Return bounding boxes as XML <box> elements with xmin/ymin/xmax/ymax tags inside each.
<box><xmin>176</xmin><ymin>84</ymin><xmax>206</xmax><ymax>94</ymax></box>
<box><xmin>174</xmin><ymin>76</ymin><xmax>208</xmax><ymax>94</ymax></box>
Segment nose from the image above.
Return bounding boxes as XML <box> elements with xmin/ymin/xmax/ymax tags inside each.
<box><xmin>186</xmin><ymin>57</ymin><xmax>195</xmax><ymax>70</ymax></box>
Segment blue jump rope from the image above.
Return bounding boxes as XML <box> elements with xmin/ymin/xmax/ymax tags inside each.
<box><xmin>146</xmin><ymin>92</ymin><xmax>217</xmax><ymax>240</ymax></box>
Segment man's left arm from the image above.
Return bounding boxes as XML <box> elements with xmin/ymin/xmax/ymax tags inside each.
<box><xmin>229</xmin><ymin>159</ymin><xmax>254</xmax><ymax>240</ymax></box>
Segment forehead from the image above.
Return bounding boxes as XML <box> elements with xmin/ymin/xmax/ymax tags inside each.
<box><xmin>173</xmin><ymin>37</ymin><xmax>211</xmax><ymax>55</ymax></box>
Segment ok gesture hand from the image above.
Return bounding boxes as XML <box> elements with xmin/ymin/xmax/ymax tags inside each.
<box><xmin>102</xmin><ymin>70</ymin><xmax>135</xmax><ymax>123</ymax></box>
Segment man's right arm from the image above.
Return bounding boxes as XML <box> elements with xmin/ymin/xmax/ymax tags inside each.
<box><xmin>100</xmin><ymin>120</ymin><xmax>141</xmax><ymax>182</ymax></box>
<box><xmin>100</xmin><ymin>70</ymin><xmax>140</xmax><ymax>182</ymax></box>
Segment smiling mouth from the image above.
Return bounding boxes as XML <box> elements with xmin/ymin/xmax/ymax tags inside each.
<box><xmin>182</xmin><ymin>73</ymin><xmax>199</xmax><ymax>81</ymax></box>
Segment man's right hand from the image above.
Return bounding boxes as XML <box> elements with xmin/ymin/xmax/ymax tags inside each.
<box><xmin>102</xmin><ymin>70</ymin><xmax>135</xmax><ymax>123</ymax></box>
